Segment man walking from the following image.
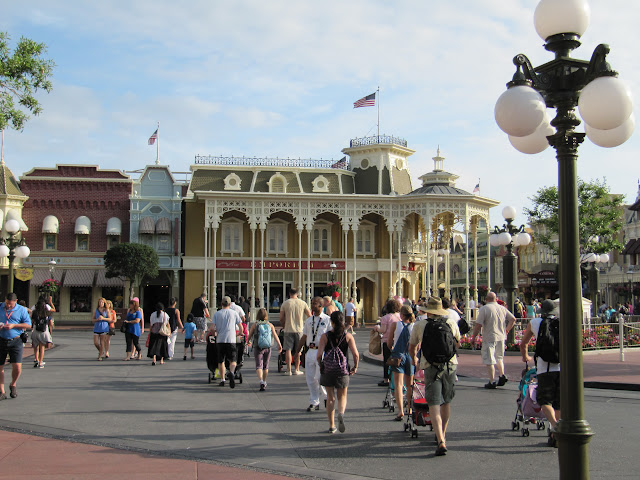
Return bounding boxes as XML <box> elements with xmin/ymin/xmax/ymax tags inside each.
<box><xmin>520</xmin><ymin>299</ymin><xmax>560</xmax><ymax>447</ymax></box>
<box><xmin>298</xmin><ymin>297</ymin><xmax>331</xmax><ymax>412</ymax></box>
<box><xmin>409</xmin><ymin>296</ymin><xmax>460</xmax><ymax>456</ymax></box>
<box><xmin>345</xmin><ymin>297</ymin><xmax>356</xmax><ymax>333</ymax></box>
<box><xmin>470</xmin><ymin>292</ymin><xmax>516</xmax><ymax>389</ymax></box>
<box><xmin>280</xmin><ymin>288</ymin><xmax>311</xmax><ymax>375</ymax></box>
<box><xmin>0</xmin><ymin>293</ymin><xmax>32</xmax><ymax>400</ymax></box>
<box><xmin>190</xmin><ymin>293</ymin><xmax>209</xmax><ymax>343</ymax></box>
<box><xmin>212</xmin><ymin>296</ymin><xmax>242</xmax><ymax>388</ymax></box>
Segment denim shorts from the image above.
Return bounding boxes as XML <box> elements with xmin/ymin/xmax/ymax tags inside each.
<box><xmin>0</xmin><ymin>337</ymin><xmax>24</xmax><ymax>365</ymax></box>
<box><xmin>390</xmin><ymin>354</ymin><xmax>415</xmax><ymax>376</ymax></box>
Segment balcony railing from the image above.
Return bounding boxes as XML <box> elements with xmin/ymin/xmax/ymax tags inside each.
<box><xmin>193</xmin><ymin>155</ymin><xmax>350</xmax><ymax>170</ymax></box>
<box><xmin>349</xmin><ymin>135</ymin><xmax>408</xmax><ymax>148</ymax></box>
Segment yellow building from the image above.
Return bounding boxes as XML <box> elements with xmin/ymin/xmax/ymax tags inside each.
<box><xmin>182</xmin><ymin>137</ymin><xmax>499</xmax><ymax>322</ymax></box>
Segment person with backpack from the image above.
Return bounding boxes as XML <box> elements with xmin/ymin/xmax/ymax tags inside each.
<box><xmin>297</xmin><ymin>297</ymin><xmax>331</xmax><ymax>411</ymax></box>
<box><xmin>470</xmin><ymin>292</ymin><xmax>517</xmax><ymax>389</ymax></box>
<box><xmin>317</xmin><ymin>311</ymin><xmax>359</xmax><ymax>434</ymax></box>
<box><xmin>386</xmin><ymin>305</ymin><xmax>415</xmax><ymax>421</ymax></box>
<box><xmin>520</xmin><ymin>299</ymin><xmax>560</xmax><ymax>447</ymax></box>
<box><xmin>30</xmin><ymin>297</ymin><xmax>54</xmax><ymax>369</ymax></box>
<box><xmin>409</xmin><ymin>296</ymin><xmax>460</xmax><ymax>456</ymax></box>
<box><xmin>247</xmin><ymin>308</ymin><xmax>282</xmax><ymax>391</ymax></box>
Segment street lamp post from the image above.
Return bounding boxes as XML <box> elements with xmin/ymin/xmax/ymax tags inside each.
<box><xmin>494</xmin><ymin>1</ymin><xmax>633</xmax><ymax>477</ymax></box>
<box><xmin>490</xmin><ymin>206</ymin><xmax>531</xmax><ymax>344</ymax></box>
<box><xmin>0</xmin><ymin>218</ymin><xmax>30</xmax><ymax>294</ymax></box>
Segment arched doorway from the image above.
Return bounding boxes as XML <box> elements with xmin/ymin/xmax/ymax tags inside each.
<box><xmin>356</xmin><ymin>276</ymin><xmax>376</xmax><ymax>325</ymax></box>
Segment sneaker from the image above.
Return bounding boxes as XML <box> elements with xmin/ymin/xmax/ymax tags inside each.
<box><xmin>183</xmin><ymin>356</ymin><xmax>187</xmax><ymax>361</ymax></box>
<box><xmin>229</xmin><ymin>375</ymin><xmax>235</xmax><ymax>389</ymax></box>
<box><xmin>378</xmin><ymin>381</ymin><xmax>389</xmax><ymax>387</ymax></box>
<box><xmin>219</xmin><ymin>381</ymin><xmax>226</xmax><ymax>387</ymax></box>
<box><xmin>497</xmin><ymin>375</ymin><xmax>508</xmax><ymax>386</ymax></box>
<box><xmin>33</xmin><ymin>362</ymin><xmax>38</xmax><ymax>368</ymax></box>
<box><xmin>259</xmin><ymin>384</ymin><xmax>266</xmax><ymax>391</ymax></box>
<box><xmin>484</xmin><ymin>382</ymin><xmax>497</xmax><ymax>389</ymax></box>
<box><xmin>435</xmin><ymin>442</ymin><xmax>448</xmax><ymax>456</ymax></box>
<box><xmin>38</xmin><ymin>363</ymin><xmax>44</xmax><ymax>368</ymax></box>
<box><xmin>306</xmin><ymin>404</ymin><xmax>315</xmax><ymax>412</ymax></box>
<box><xmin>9</xmin><ymin>386</ymin><xmax>17</xmax><ymax>398</ymax></box>
<box><xmin>328</xmin><ymin>427</ymin><xmax>337</xmax><ymax>434</ymax></box>
<box><xmin>337</xmin><ymin>413</ymin><xmax>345</xmax><ymax>433</ymax></box>
<box><xmin>0</xmin><ymin>393</ymin><xmax>6</xmax><ymax>401</ymax></box>
<box><xmin>294</xmin><ymin>370</ymin><xmax>304</xmax><ymax>375</ymax></box>
<box><xmin>286</xmin><ymin>370</ymin><xmax>292</xmax><ymax>376</ymax></box>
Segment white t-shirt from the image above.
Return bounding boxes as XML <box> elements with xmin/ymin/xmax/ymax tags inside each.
<box><xmin>345</xmin><ymin>302</ymin><xmax>356</xmax><ymax>317</ymax></box>
<box><xmin>303</xmin><ymin>313</ymin><xmax>331</xmax><ymax>347</ymax></box>
<box><xmin>150</xmin><ymin>311</ymin><xmax>168</xmax><ymax>325</ymax></box>
<box><xmin>230</xmin><ymin>302</ymin><xmax>245</xmax><ymax>321</ymax></box>
<box><xmin>530</xmin><ymin>317</ymin><xmax>560</xmax><ymax>373</ymax></box>
<box><xmin>447</xmin><ymin>308</ymin><xmax>460</xmax><ymax>323</ymax></box>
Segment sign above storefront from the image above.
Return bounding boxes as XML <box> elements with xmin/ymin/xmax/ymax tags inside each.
<box><xmin>26</xmin><ymin>256</ymin><xmax>105</xmax><ymax>266</ymax></box>
<box><xmin>216</xmin><ymin>260</ymin><xmax>346</xmax><ymax>270</ymax></box>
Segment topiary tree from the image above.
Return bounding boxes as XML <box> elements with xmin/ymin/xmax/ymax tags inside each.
<box><xmin>104</xmin><ymin>243</ymin><xmax>159</xmax><ymax>299</ymax></box>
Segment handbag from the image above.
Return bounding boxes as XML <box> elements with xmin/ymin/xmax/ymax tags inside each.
<box><xmin>20</xmin><ymin>332</ymin><xmax>29</xmax><ymax>343</ymax></box>
<box><xmin>160</xmin><ymin>321</ymin><xmax>171</xmax><ymax>337</ymax></box>
<box><xmin>369</xmin><ymin>328</ymin><xmax>382</xmax><ymax>355</ymax></box>
<box><xmin>120</xmin><ymin>322</ymin><xmax>127</xmax><ymax>334</ymax></box>
<box><xmin>108</xmin><ymin>327</ymin><xmax>116</xmax><ymax>336</ymax></box>
<box><xmin>386</xmin><ymin>356</ymin><xmax>402</xmax><ymax>368</ymax></box>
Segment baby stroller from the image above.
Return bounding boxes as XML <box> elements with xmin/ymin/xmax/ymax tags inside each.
<box><xmin>230</xmin><ymin>332</ymin><xmax>245</xmax><ymax>384</ymax></box>
<box><xmin>276</xmin><ymin>328</ymin><xmax>305</xmax><ymax>372</ymax></box>
<box><xmin>206</xmin><ymin>331</ymin><xmax>218</xmax><ymax>384</ymax></box>
<box><xmin>382</xmin><ymin>366</ymin><xmax>398</xmax><ymax>413</ymax></box>
<box><xmin>405</xmin><ymin>371</ymin><xmax>432</xmax><ymax>438</ymax></box>
<box><xmin>511</xmin><ymin>366</ymin><xmax>548</xmax><ymax>439</ymax></box>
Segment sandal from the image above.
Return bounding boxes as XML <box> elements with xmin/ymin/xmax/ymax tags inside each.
<box><xmin>394</xmin><ymin>414</ymin><xmax>404</xmax><ymax>421</ymax></box>
<box><xmin>435</xmin><ymin>441</ymin><xmax>447</xmax><ymax>456</ymax></box>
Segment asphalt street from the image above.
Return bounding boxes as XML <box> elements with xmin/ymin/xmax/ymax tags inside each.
<box><xmin>1</xmin><ymin>330</ymin><xmax>638</xmax><ymax>479</ymax></box>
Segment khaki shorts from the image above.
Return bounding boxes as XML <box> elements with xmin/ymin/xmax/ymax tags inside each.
<box><xmin>283</xmin><ymin>332</ymin><xmax>302</xmax><ymax>353</ymax></box>
<box><xmin>346</xmin><ymin>316</ymin><xmax>354</xmax><ymax>327</ymax></box>
<box><xmin>481</xmin><ymin>340</ymin><xmax>505</xmax><ymax>365</ymax></box>
<box><xmin>423</xmin><ymin>364</ymin><xmax>456</xmax><ymax>406</ymax></box>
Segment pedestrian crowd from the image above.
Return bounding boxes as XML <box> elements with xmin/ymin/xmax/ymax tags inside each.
<box><xmin>0</xmin><ymin>286</ymin><xmax>563</xmax><ymax>457</ymax></box>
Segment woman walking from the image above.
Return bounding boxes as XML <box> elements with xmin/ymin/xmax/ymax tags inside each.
<box><xmin>373</xmin><ymin>298</ymin><xmax>401</xmax><ymax>386</ymax></box>
<box><xmin>105</xmin><ymin>300</ymin><xmax>117</xmax><ymax>359</ymax></box>
<box><xmin>165</xmin><ymin>297</ymin><xmax>183</xmax><ymax>360</ymax></box>
<box><xmin>123</xmin><ymin>299</ymin><xmax>143</xmax><ymax>361</ymax></box>
<box><xmin>247</xmin><ymin>308</ymin><xmax>282</xmax><ymax>391</ymax></box>
<box><xmin>317</xmin><ymin>311</ymin><xmax>359</xmax><ymax>434</ymax></box>
<box><xmin>386</xmin><ymin>305</ymin><xmax>415</xmax><ymax>421</ymax></box>
<box><xmin>93</xmin><ymin>297</ymin><xmax>110</xmax><ymax>360</ymax></box>
<box><xmin>31</xmin><ymin>297</ymin><xmax>54</xmax><ymax>368</ymax></box>
<box><xmin>148</xmin><ymin>302</ymin><xmax>169</xmax><ymax>365</ymax></box>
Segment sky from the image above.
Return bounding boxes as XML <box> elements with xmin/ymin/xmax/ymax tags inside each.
<box><xmin>1</xmin><ymin>0</ymin><xmax>639</xmax><ymax>228</ymax></box>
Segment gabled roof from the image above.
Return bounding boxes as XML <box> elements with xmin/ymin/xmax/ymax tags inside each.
<box><xmin>0</xmin><ymin>162</ymin><xmax>25</xmax><ymax>197</ymax></box>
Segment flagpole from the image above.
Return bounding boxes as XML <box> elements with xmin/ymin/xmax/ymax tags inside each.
<box><xmin>156</xmin><ymin>122</ymin><xmax>160</xmax><ymax>165</ymax></box>
<box><xmin>377</xmin><ymin>86</ymin><xmax>380</xmax><ymax>140</ymax></box>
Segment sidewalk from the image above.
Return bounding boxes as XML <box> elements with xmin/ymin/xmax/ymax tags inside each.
<box><xmin>357</xmin><ymin>329</ymin><xmax>640</xmax><ymax>390</ymax></box>
<box><xmin>0</xmin><ymin>431</ymin><xmax>301</xmax><ymax>480</ymax></box>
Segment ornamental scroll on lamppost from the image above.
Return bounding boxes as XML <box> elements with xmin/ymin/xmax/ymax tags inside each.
<box><xmin>494</xmin><ymin>1</ymin><xmax>633</xmax><ymax>478</ymax></box>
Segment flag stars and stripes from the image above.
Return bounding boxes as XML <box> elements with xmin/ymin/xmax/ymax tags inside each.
<box><xmin>354</xmin><ymin>93</ymin><xmax>376</xmax><ymax>108</ymax></box>
<box><xmin>148</xmin><ymin>129</ymin><xmax>158</xmax><ymax>145</ymax></box>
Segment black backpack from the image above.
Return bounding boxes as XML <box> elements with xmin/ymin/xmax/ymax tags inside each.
<box><xmin>33</xmin><ymin>313</ymin><xmax>48</xmax><ymax>332</ymax></box>
<box><xmin>457</xmin><ymin>315</ymin><xmax>470</xmax><ymax>335</ymax></box>
<box><xmin>421</xmin><ymin>317</ymin><xmax>457</xmax><ymax>365</ymax></box>
<box><xmin>535</xmin><ymin>315</ymin><xmax>560</xmax><ymax>368</ymax></box>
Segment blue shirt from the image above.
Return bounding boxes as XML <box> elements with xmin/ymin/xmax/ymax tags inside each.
<box><xmin>94</xmin><ymin>308</ymin><xmax>110</xmax><ymax>334</ymax></box>
<box><xmin>183</xmin><ymin>322</ymin><xmax>197</xmax><ymax>339</ymax></box>
<box><xmin>0</xmin><ymin>302</ymin><xmax>31</xmax><ymax>340</ymax></box>
<box><xmin>126</xmin><ymin>310</ymin><xmax>142</xmax><ymax>336</ymax></box>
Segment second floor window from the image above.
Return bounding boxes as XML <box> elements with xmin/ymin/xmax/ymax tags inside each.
<box><xmin>221</xmin><ymin>221</ymin><xmax>243</xmax><ymax>253</ymax></box>
<box><xmin>44</xmin><ymin>234</ymin><xmax>57</xmax><ymax>250</ymax></box>
<box><xmin>357</xmin><ymin>224</ymin><xmax>375</xmax><ymax>254</ymax></box>
<box><xmin>267</xmin><ymin>221</ymin><xmax>287</xmax><ymax>254</ymax></box>
<box><xmin>312</xmin><ymin>222</ymin><xmax>331</xmax><ymax>254</ymax></box>
<box><xmin>76</xmin><ymin>234</ymin><xmax>89</xmax><ymax>251</ymax></box>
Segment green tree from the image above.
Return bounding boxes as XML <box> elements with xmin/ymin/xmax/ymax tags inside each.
<box><xmin>0</xmin><ymin>32</ymin><xmax>55</xmax><ymax>131</ymax></box>
<box><xmin>104</xmin><ymin>243</ymin><xmax>159</xmax><ymax>299</ymax></box>
<box><xmin>524</xmin><ymin>178</ymin><xmax>624</xmax><ymax>256</ymax></box>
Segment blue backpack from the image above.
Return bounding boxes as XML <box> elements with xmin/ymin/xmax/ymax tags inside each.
<box><xmin>257</xmin><ymin>323</ymin><xmax>272</xmax><ymax>349</ymax></box>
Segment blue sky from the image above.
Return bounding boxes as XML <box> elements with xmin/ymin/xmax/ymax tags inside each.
<box><xmin>1</xmin><ymin>0</ymin><xmax>639</xmax><ymax>227</ymax></box>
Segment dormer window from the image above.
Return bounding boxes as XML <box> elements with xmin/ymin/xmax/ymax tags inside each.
<box><xmin>268</xmin><ymin>173</ymin><xmax>287</xmax><ymax>193</ymax></box>
<box><xmin>312</xmin><ymin>175</ymin><xmax>330</xmax><ymax>193</ymax></box>
<box><xmin>224</xmin><ymin>173</ymin><xmax>242</xmax><ymax>191</ymax></box>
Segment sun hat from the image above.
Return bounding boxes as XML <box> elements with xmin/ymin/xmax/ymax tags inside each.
<box><xmin>422</xmin><ymin>296</ymin><xmax>449</xmax><ymax>316</ymax></box>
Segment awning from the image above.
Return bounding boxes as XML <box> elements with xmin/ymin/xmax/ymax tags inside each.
<box><xmin>95</xmin><ymin>269</ymin><xmax>125</xmax><ymax>287</ymax></box>
<box><xmin>139</xmin><ymin>216</ymin><xmax>154</xmax><ymax>234</ymax></box>
<box><xmin>30</xmin><ymin>269</ymin><xmax>55</xmax><ymax>287</ymax></box>
<box><xmin>6</xmin><ymin>209</ymin><xmax>28</xmax><ymax>232</ymax></box>
<box><xmin>155</xmin><ymin>217</ymin><xmax>171</xmax><ymax>234</ymax></box>
<box><xmin>75</xmin><ymin>216</ymin><xmax>91</xmax><ymax>234</ymax></box>
<box><xmin>622</xmin><ymin>239</ymin><xmax>640</xmax><ymax>255</ymax></box>
<box><xmin>106</xmin><ymin>217</ymin><xmax>122</xmax><ymax>236</ymax></box>
<box><xmin>42</xmin><ymin>215</ymin><xmax>59</xmax><ymax>234</ymax></box>
<box><xmin>63</xmin><ymin>269</ymin><xmax>95</xmax><ymax>287</ymax></box>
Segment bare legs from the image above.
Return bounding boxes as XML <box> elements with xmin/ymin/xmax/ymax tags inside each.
<box><xmin>325</xmin><ymin>386</ymin><xmax>348</xmax><ymax>431</ymax></box>
<box><xmin>0</xmin><ymin>363</ymin><xmax>22</xmax><ymax>394</ymax></box>
<box><xmin>285</xmin><ymin>350</ymin><xmax>300</xmax><ymax>374</ymax></box>
<box><xmin>94</xmin><ymin>334</ymin><xmax>108</xmax><ymax>360</ymax></box>
<box><xmin>541</xmin><ymin>405</ymin><xmax>561</xmax><ymax>429</ymax></box>
<box><xmin>486</xmin><ymin>359</ymin><xmax>505</xmax><ymax>384</ymax></box>
<box><xmin>392</xmin><ymin>372</ymin><xmax>414</xmax><ymax>417</ymax></box>
<box><xmin>430</xmin><ymin>403</ymin><xmax>451</xmax><ymax>447</ymax></box>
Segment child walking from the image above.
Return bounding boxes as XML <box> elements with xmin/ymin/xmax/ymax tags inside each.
<box><xmin>182</xmin><ymin>313</ymin><xmax>197</xmax><ymax>360</ymax></box>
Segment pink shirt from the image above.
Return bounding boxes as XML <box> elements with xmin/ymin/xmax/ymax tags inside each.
<box><xmin>379</xmin><ymin>313</ymin><xmax>400</xmax><ymax>343</ymax></box>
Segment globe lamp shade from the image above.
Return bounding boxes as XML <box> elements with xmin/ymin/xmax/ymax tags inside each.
<box><xmin>495</xmin><ymin>86</ymin><xmax>547</xmax><ymax>137</ymax></box>
<box><xmin>512</xmin><ymin>234</ymin><xmax>521</xmax><ymax>247</ymax></box>
<box><xmin>578</xmin><ymin>76</ymin><xmax>633</xmax><ymax>131</ymax></box>
<box><xmin>498</xmin><ymin>232</ymin><xmax>512</xmax><ymax>246</ymax></box>
<box><xmin>599</xmin><ymin>253</ymin><xmax>610</xmax><ymax>263</ymax></box>
<box><xmin>534</xmin><ymin>0</ymin><xmax>590</xmax><ymax>41</ymax></box>
<box><xmin>3</xmin><ymin>219</ymin><xmax>20</xmax><ymax>235</ymax></box>
<box><xmin>509</xmin><ymin>117</ymin><xmax>555</xmax><ymax>154</ymax></box>
<box><xmin>14</xmin><ymin>245</ymin><xmax>30</xmax><ymax>259</ymax></box>
<box><xmin>490</xmin><ymin>234</ymin><xmax>501</xmax><ymax>247</ymax></box>
<box><xmin>582</xmin><ymin>252</ymin><xmax>596</xmax><ymax>263</ymax></box>
<box><xmin>586</xmin><ymin>113</ymin><xmax>635</xmax><ymax>148</ymax></box>
<box><xmin>502</xmin><ymin>206</ymin><xmax>517</xmax><ymax>221</ymax></box>
<box><xmin>518</xmin><ymin>232</ymin><xmax>532</xmax><ymax>246</ymax></box>
<box><xmin>0</xmin><ymin>244</ymin><xmax>9</xmax><ymax>258</ymax></box>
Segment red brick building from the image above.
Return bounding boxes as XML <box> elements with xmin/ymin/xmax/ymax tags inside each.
<box><xmin>20</xmin><ymin>165</ymin><xmax>132</xmax><ymax>319</ymax></box>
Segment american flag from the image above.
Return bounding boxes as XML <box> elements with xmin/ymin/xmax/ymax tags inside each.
<box><xmin>331</xmin><ymin>157</ymin><xmax>348</xmax><ymax>169</ymax></box>
<box><xmin>473</xmin><ymin>182</ymin><xmax>480</xmax><ymax>194</ymax></box>
<box><xmin>148</xmin><ymin>129</ymin><xmax>158</xmax><ymax>145</ymax></box>
<box><xmin>353</xmin><ymin>93</ymin><xmax>376</xmax><ymax>108</ymax></box>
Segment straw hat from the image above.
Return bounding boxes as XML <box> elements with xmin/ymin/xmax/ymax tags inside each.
<box><xmin>419</xmin><ymin>296</ymin><xmax>448</xmax><ymax>316</ymax></box>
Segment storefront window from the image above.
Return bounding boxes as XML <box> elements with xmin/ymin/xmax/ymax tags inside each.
<box><xmin>44</xmin><ymin>234</ymin><xmax>57</xmax><ymax>250</ymax></box>
<box><xmin>102</xmin><ymin>287</ymin><xmax>124</xmax><ymax>309</ymax></box>
<box><xmin>69</xmin><ymin>287</ymin><xmax>92</xmax><ymax>312</ymax></box>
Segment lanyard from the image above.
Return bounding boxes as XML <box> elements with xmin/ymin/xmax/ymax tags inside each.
<box><xmin>311</xmin><ymin>316</ymin><xmax>321</xmax><ymax>343</ymax></box>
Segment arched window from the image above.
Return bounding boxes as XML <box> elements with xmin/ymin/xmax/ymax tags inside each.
<box><xmin>267</xmin><ymin>219</ymin><xmax>288</xmax><ymax>254</ymax></box>
<box><xmin>221</xmin><ymin>218</ymin><xmax>244</xmax><ymax>253</ymax></box>
<box><xmin>356</xmin><ymin>221</ymin><xmax>375</xmax><ymax>255</ymax></box>
<box><xmin>312</xmin><ymin>221</ymin><xmax>331</xmax><ymax>254</ymax></box>
<box><xmin>268</xmin><ymin>173</ymin><xmax>287</xmax><ymax>193</ymax></box>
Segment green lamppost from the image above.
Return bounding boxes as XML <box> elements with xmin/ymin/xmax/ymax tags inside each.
<box><xmin>0</xmin><ymin>218</ymin><xmax>31</xmax><ymax>293</ymax></box>
<box><xmin>494</xmin><ymin>1</ymin><xmax>633</xmax><ymax>478</ymax></box>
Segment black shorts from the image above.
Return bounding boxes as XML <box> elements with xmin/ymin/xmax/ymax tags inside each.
<box><xmin>184</xmin><ymin>338</ymin><xmax>195</xmax><ymax>348</ymax></box>
<box><xmin>536</xmin><ymin>371</ymin><xmax>560</xmax><ymax>410</ymax></box>
<box><xmin>320</xmin><ymin>373</ymin><xmax>350</xmax><ymax>389</ymax></box>
<box><xmin>217</xmin><ymin>343</ymin><xmax>237</xmax><ymax>364</ymax></box>
<box><xmin>0</xmin><ymin>337</ymin><xmax>24</xmax><ymax>365</ymax></box>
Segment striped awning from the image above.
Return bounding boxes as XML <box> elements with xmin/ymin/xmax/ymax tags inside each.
<box><xmin>63</xmin><ymin>269</ymin><xmax>95</xmax><ymax>287</ymax></box>
<box><xmin>30</xmin><ymin>269</ymin><xmax>55</xmax><ymax>287</ymax></box>
<box><xmin>155</xmin><ymin>217</ymin><xmax>171</xmax><ymax>234</ymax></box>
<box><xmin>139</xmin><ymin>216</ymin><xmax>155</xmax><ymax>234</ymax></box>
<box><xmin>95</xmin><ymin>269</ymin><xmax>125</xmax><ymax>287</ymax></box>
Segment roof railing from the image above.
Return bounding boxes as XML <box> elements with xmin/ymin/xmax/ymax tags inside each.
<box><xmin>193</xmin><ymin>155</ymin><xmax>350</xmax><ymax>170</ymax></box>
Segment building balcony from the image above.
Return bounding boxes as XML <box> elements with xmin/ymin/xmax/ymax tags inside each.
<box><xmin>349</xmin><ymin>135</ymin><xmax>408</xmax><ymax>148</ymax></box>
